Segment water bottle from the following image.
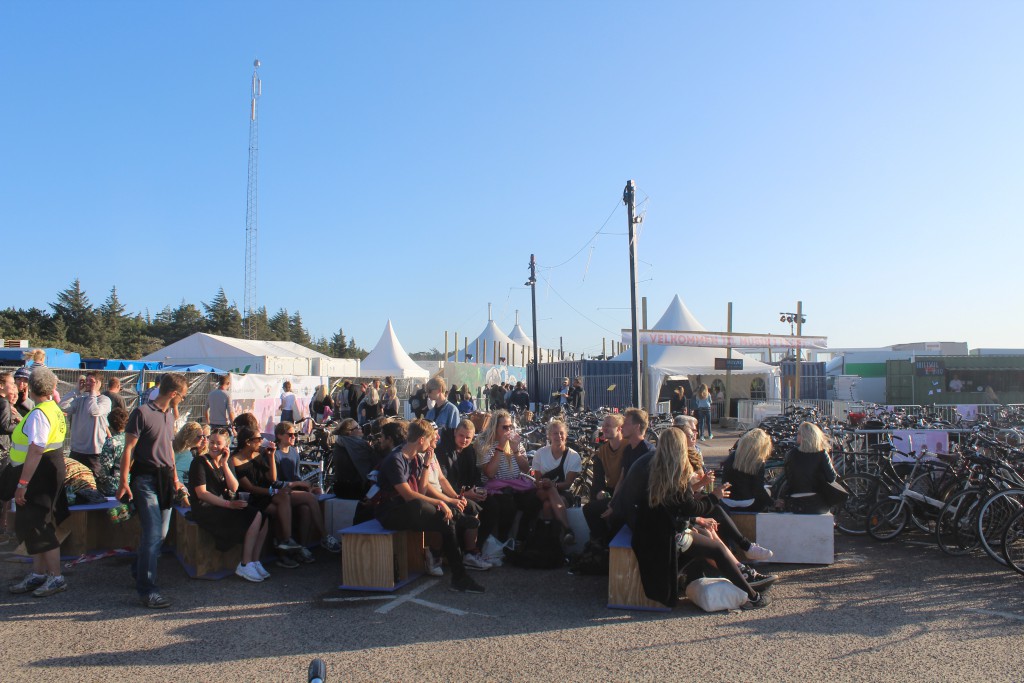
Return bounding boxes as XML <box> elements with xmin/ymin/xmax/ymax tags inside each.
<box><xmin>308</xmin><ymin>658</ymin><xmax>326</xmax><ymax>683</ymax></box>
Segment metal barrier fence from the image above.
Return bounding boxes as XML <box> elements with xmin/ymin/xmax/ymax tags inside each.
<box><xmin>736</xmin><ymin>398</ymin><xmax>836</xmax><ymax>427</ymax></box>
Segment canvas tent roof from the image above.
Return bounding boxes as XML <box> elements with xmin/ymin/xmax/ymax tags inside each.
<box><xmin>450</xmin><ymin>319</ymin><xmax>518</xmax><ymax>362</ymax></box>
<box><xmin>359</xmin><ymin>320</ymin><xmax>429</xmax><ymax>379</ymax></box>
<box><xmin>613</xmin><ymin>295</ymin><xmax>779</xmax><ymax>409</ymax></box>
<box><xmin>144</xmin><ymin>333</ymin><xmax>331</xmax><ymax>362</ymax></box>
<box><xmin>508</xmin><ymin>312</ymin><xmax>533</xmax><ymax>349</ymax></box>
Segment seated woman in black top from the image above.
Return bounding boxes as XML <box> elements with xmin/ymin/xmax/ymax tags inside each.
<box><xmin>624</xmin><ymin>428</ymin><xmax>770</xmax><ymax>610</ymax></box>
<box><xmin>721</xmin><ymin>429</ymin><xmax>776</xmax><ymax>513</ymax></box>
<box><xmin>230</xmin><ymin>426</ymin><xmax>303</xmax><ymax>558</ymax></box>
<box><xmin>189</xmin><ymin>429</ymin><xmax>270</xmax><ymax>583</ymax></box>
<box><xmin>375</xmin><ymin>419</ymin><xmax>485</xmax><ymax>594</ymax></box>
<box><xmin>778</xmin><ymin>422</ymin><xmax>838</xmax><ymax>514</ymax></box>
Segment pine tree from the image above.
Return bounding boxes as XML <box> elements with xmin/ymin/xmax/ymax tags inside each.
<box><xmin>329</xmin><ymin>327</ymin><xmax>348</xmax><ymax>357</ymax></box>
<box><xmin>268</xmin><ymin>308</ymin><xmax>290</xmax><ymax>341</ymax></box>
<box><xmin>170</xmin><ymin>300</ymin><xmax>206</xmax><ymax>342</ymax></box>
<box><xmin>50</xmin><ymin>278</ymin><xmax>97</xmax><ymax>348</ymax></box>
<box><xmin>289</xmin><ymin>311</ymin><xmax>311</xmax><ymax>346</ymax></box>
<box><xmin>243</xmin><ymin>306</ymin><xmax>271</xmax><ymax>340</ymax></box>
<box><xmin>202</xmin><ymin>288</ymin><xmax>243</xmax><ymax>338</ymax></box>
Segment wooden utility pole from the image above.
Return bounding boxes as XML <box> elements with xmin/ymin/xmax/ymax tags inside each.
<box><xmin>725</xmin><ymin>302</ymin><xmax>733</xmax><ymax>419</ymax></box>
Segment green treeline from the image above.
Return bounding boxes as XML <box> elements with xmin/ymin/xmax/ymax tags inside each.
<box><xmin>0</xmin><ymin>279</ymin><xmax>367</xmax><ymax>361</ymax></box>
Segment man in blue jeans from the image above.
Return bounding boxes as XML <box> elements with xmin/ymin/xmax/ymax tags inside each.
<box><xmin>116</xmin><ymin>373</ymin><xmax>189</xmax><ymax>609</ymax></box>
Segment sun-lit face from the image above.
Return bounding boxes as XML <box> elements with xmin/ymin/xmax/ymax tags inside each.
<box><xmin>548</xmin><ymin>425</ymin><xmax>567</xmax><ymax>451</ymax></box>
<box><xmin>455</xmin><ymin>426</ymin><xmax>474</xmax><ymax>449</ymax></box>
<box><xmin>601</xmin><ymin>417</ymin><xmax>621</xmax><ymax>441</ymax></box>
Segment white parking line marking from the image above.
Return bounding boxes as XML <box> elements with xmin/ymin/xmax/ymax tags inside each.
<box><xmin>965</xmin><ymin>608</ymin><xmax>1024</xmax><ymax>623</ymax></box>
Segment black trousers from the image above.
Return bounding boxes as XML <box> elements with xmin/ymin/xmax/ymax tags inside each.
<box><xmin>379</xmin><ymin>499</ymin><xmax>466</xmax><ymax>578</ymax></box>
<box><xmin>478</xmin><ymin>491</ymin><xmax>541</xmax><ymax>544</ymax></box>
<box><xmin>583</xmin><ymin>495</ymin><xmax>622</xmax><ymax>547</ymax></box>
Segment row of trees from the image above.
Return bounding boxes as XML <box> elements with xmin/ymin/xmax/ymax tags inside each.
<box><xmin>0</xmin><ymin>279</ymin><xmax>370</xmax><ymax>361</ymax></box>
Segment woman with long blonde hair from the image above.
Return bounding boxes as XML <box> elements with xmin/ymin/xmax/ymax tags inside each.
<box><xmin>694</xmin><ymin>383</ymin><xmax>713</xmax><ymax>440</ymax></box>
<box><xmin>721</xmin><ymin>429</ymin><xmax>776</xmax><ymax>513</ymax></box>
<box><xmin>626</xmin><ymin>428</ymin><xmax>770</xmax><ymax>609</ymax></box>
<box><xmin>779</xmin><ymin>422</ymin><xmax>838</xmax><ymax>514</ymax></box>
<box><xmin>477</xmin><ymin>410</ymin><xmax>542</xmax><ymax>548</ymax></box>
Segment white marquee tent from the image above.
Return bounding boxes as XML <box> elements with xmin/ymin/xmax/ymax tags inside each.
<box><xmin>613</xmin><ymin>295</ymin><xmax>780</xmax><ymax>410</ymax></box>
<box><xmin>450</xmin><ymin>319</ymin><xmax>518</xmax><ymax>363</ymax></box>
<box><xmin>360</xmin><ymin>320</ymin><xmax>430</xmax><ymax>379</ymax></box>
<box><xmin>143</xmin><ymin>333</ymin><xmax>360</xmax><ymax>376</ymax></box>
<box><xmin>507</xmin><ymin>311</ymin><xmax>534</xmax><ymax>350</ymax></box>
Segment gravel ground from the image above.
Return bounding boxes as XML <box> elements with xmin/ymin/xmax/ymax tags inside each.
<box><xmin>2</xmin><ymin>427</ymin><xmax>1022</xmax><ymax>682</ymax></box>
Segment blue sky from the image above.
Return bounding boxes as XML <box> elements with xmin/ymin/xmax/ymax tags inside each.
<box><xmin>2</xmin><ymin>1</ymin><xmax>1022</xmax><ymax>357</ymax></box>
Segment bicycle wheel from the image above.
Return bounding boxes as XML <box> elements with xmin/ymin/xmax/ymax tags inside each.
<box><xmin>906</xmin><ymin>470</ymin><xmax>945</xmax><ymax>534</ymax></box>
<box><xmin>867</xmin><ymin>498</ymin><xmax>908</xmax><ymax>540</ymax></box>
<box><xmin>833</xmin><ymin>473</ymin><xmax>883</xmax><ymax>536</ymax></box>
<box><xmin>936</xmin><ymin>488</ymin><xmax>983</xmax><ymax>556</ymax></box>
<box><xmin>1000</xmin><ymin>507</ymin><xmax>1024</xmax><ymax>576</ymax></box>
<box><xmin>976</xmin><ymin>488</ymin><xmax>1024</xmax><ymax>566</ymax></box>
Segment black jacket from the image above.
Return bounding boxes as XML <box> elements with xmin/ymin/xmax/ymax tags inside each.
<box><xmin>721</xmin><ymin>452</ymin><xmax>774</xmax><ymax>511</ymax></box>
<box><xmin>625</xmin><ymin>455</ymin><xmax>719</xmax><ymax>607</ymax></box>
<box><xmin>780</xmin><ymin>448</ymin><xmax>837</xmax><ymax>497</ymax></box>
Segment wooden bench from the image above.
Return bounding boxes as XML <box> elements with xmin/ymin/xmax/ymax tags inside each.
<box><xmin>10</xmin><ymin>497</ymin><xmax>141</xmax><ymax>560</ymax></box>
<box><xmin>727</xmin><ymin>511</ymin><xmax>834</xmax><ymax>564</ymax></box>
<box><xmin>607</xmin><ymin>525</ymin><xmax>671</xmax><ymax>612</ymax></box>
<box><xmin>339</xmin><ymin>519</ymin><xmax>425</xmax><ymax>592</ymax></box>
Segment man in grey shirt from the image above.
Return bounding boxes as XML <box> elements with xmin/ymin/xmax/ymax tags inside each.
<box><xmin>204</xmin><ymin>374</ymin><xmax>234</xmax><ymax>428</ymax></box>
<box><xmin>117</xmin><ymin>372</ymin><xmax>189</xmax><ymax>609</ymax></box>
<box><xmin>61</xmin><ymin>371</ymin><xmax>112</xmax><ymax>478</ymax></box>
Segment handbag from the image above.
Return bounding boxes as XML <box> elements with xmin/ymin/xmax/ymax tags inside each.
<box><xmin>685</xmin><ymin>577</ymin><xmax>748</xmax><ymax>612</ymax></box>
<box><xmin>485</xmin><ymin>476</ymin><xmax>535</xmax><ymax>494</ymax></box>
<box><xmin>818</xmin><ymin>479</ymin><xmax>849</xmax><ymax>507</ymax></box>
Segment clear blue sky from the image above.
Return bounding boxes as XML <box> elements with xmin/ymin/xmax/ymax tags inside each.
<box><xmin>3</xmin><ymin>2</ymin><xmax>1022</xmax><ymax>357</ymax></box>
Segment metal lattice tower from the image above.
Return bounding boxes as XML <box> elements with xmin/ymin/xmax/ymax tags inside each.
<box><xmin>244</xmin><ymin>59</ymin><xmax>262</xmax><ymax>339</ymax></box>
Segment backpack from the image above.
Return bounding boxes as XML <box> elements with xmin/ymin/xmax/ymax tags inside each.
<box><xmin>503</xmin><ymin>519</ymin><xmax>565</xmax><ymax>569</ymax></box>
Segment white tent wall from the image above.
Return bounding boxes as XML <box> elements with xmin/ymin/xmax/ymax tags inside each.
<box><xmin>143</xmin><ymin>332</ymin><xmax>357</xmax><ymax>377</ymax></box>
<box><xmin>311</xmin><ymin>357</ymin><xmax>360</xmax><ymax>377</ymax></box>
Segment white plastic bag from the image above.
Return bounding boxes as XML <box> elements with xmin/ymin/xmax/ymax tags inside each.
<box><xmin>685</xmin><ymin>577</ymin><xmax>748</xmax><ymax>612</ymax></box>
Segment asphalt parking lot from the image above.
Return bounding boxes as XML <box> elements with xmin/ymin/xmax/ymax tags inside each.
<box><xmin>2</xmin><ymin>428</ymin><xmax>1022</xmax><ymax>682</ymax></box>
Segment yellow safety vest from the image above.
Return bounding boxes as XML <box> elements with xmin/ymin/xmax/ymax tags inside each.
<box><xmin>10</xmin><ymin>399</ymin><xmax>67</xmax><ymax>464</ymax></box>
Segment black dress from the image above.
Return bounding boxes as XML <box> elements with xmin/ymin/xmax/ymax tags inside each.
<box><xmin>187</xmin><ymin>456</ymin><xmax>260</xmax><ymax>551</ymax></box>
<box><xmin>232</xmin><ymin>454</ymin><xmax>275</xmax><ymax>512</ymax></box>
<box><xmin>15</xmin><ymin>449</ymin><xmax>66</xmax><ymax>555</ymax></box>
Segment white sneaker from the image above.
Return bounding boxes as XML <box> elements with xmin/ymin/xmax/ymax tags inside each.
<box><xmin>424</xmin><ymin>548</ymin><xmax>443</xmax><ymax>577</ymax></box>
<box><xmin>235</xmin><ymin>562</ymin><xmax>263</xmax><ymax>582</ymax></box>
<box><xmin>745</xmin><ymin>543</ymin><xmax>774</xmax><ymax>562</ymax></box>
<box><xmin>253</xmin><ymin>561</ymin><xmax>271</xmax><ymax>579</ymax></box>
<box><xmin>463</xmin><ymin>552</ymin><xmax>492</xmax><ymax>571</ymax></box>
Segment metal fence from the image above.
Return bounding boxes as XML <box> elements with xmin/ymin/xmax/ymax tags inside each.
<box><xmin>736</xmin><ymin>398</ymin><xmax>836</xmax><ymax>428</ymax></box>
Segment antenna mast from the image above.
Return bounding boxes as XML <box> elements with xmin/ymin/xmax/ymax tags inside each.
<box><xmin>244</xmin><ymin>58</ymin><xmax>262</xmax><ymax>339</ymax></box>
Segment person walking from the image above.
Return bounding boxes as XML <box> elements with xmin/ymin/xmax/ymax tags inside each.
<box><xmin>116</xmin><ymin>373</ymin><xmax>190</xmax><ymax>609</ymax></box>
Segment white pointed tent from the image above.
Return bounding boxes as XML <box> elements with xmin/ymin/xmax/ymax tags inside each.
<box><xmin>613</xmin><ymin>295</ymin><xmax>780</xmax><ymax>410</ymax></box>
<box><xmin>360</xmin><ymin>320</ymin><xmax>430</xmax><ymax>378</ymax></box>
<box><xmin>451</xmin><ymin>318</ymin><xmax>517</xmax><ymax>363</ymax></box>
<box><xmin>508</xmin><ymin>311</ymin><xmax>533</xmax><ymax>351</ymax></box>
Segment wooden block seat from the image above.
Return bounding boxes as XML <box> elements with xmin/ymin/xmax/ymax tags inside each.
<box><xmin>173</xmin><ymin>506</ymin><xmax>245</xmax><ymax>580</ymax></box>
<box><xmin>607</xmin><ymin>525</ymin><xmax>671</xmax><ymax>612</ymax></box>
<box><xmin>338</xmin><ymin>519</ymin><xmax>425</xmax><ymax>592</ymax></box>
<box><xmin>727</xmin><ymin>512</ymin><xmax>834</xmax><ymax>565</ymax></box>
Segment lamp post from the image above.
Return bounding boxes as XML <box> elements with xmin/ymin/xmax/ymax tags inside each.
<box><xmin>778</xmin><ymin>305</ymin><xmax>807</xmax><ymax>400</ymax></box>
<box><xmin>526</xmin><ymin>254</ymin><xmax>541</xmax><ymax>408</ymax></box>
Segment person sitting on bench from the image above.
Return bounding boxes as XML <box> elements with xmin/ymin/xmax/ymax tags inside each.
<box><xmin>721</xmin><ymin>429</ymin><xmax>776</xmax><ymax>513</ymax></box>
<box><xmin>373</xmin><ymin>419</ymin><xmax>485</xmax><ymax>594</ymax></box>
<box><xmin>777</xmin><ymin>422</ymin><xmax>838</xmax><ymax>514</ymax></box>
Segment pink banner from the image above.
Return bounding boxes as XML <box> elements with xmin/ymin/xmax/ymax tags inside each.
<box><xmin>622</xmin><ymin>330</ymin><xmax>827</xmax><ymax>349</ymax></box>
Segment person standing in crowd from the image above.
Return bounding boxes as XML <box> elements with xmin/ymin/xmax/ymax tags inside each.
<box><xmin>374</xmin><ymin>419</ymin><xmax>485</xmax><ymax>593</ymax></box>
<box><xmin>583</xmin><ymin>413</ymin><xmax>627</xmax><ymax>547</ymax></box>
<box><xmin>117</xmin><ymin>373</ymin><xmax>190</xmax><ymax>609</ymax></box>
<box><xmin>0</xmin><ymin>371</ymin><xmax>21</xmax><ymax>544</ymax></box>
<box><xmin>458</xmin><ymin>391</ymin><xmax>475</xmax><ymax>414</ymax></box>
<box><xmin>509</xmin><ymin>382</ymin><xmax>530</xmax><ymax>412</ymax></box>
<box><xmin>7</xmin><ymin>367</ymin><xmax>69</xmax><ymax>598</ymax></box>
<box><xmin>279</xmin><ymin>381</ymin><xmax>297</xmax><ymax>423</ymax></box>
<box><xmin>14</xmin><ymin>366</ymin><xmax>34</xmax><ymax>415</ymax></box>
<box><xmin>359</xmin><ymin>386</ymin><xmax>381</xmax><ymax>425</ymax></box>
<box><xmin>558</xmin><ymin>377</ymin><xmax>570</xmax><ymax>406</ymax></box>
<box><xmin>310</xmin><ymin>384</ymin><xmax>334</xmax><ymax>423</ymax></box>
<box><xmin>382</xmin><ymin>385</ymin><xmax>399</xmax><ymax>418</ymax></box>
<box><xmin>670</xmin><ymin>386</ymin><xmax>687</xmax><ymax>414</ymax></box>
<box><xmin>409</xmin><ymin>383</ymin><xmax>427</xmax><ymax>419</ymax></box>
<box><xmin>425</xmin><ymin>377</ymin><xmax>460</xmax><ymax>430</ymax></box>
<box><xmin>103</xmin><ymin>377</ymin><xmax>127</xmax><ymax>412</ymax></box>
<box><xmin>568</xmin><ymin>377</ymin><xmax>585</xmax><ymax>411</ymax></box>
<box><xmin>205</xmin><ymin>374</ymin><xmax>234</xmax><ymax>429</ymax></box>
<box><xmin>60</xmin><ymin>372</ymin><xmax>112</xmax><ymax>479</ymax></box>
<box><xmin>694</xmin><ymin>383</ymin><xmax>713</xmax><ymax>440</ymax></box>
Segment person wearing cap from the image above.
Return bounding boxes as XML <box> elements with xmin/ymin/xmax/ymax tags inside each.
<box><xmin>60</xmin><ymin>372</ymin><xmax>112</xmax><ymax>479</ymax></box>
<box><xmin>14</xmin><ymin>367</ymin><xmax>34</xmax><ymax>415</ymax></box>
